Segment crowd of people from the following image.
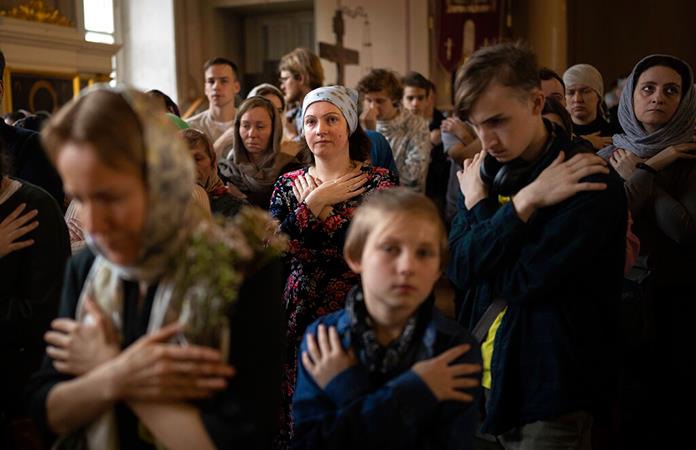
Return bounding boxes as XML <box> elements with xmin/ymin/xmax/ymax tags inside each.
<box><xmin>0</xmin><ymin>40</ymin><xmax>694</xmax><ymax>450</ymax></box>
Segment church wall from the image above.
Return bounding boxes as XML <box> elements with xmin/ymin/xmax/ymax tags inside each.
<box><xmin>567</xmin><ymin>0</ymin><xmax>696</xmax><ymax>93</ymax></box>
<box><xmin>315</xmin><ymin>0</ymin><xmax>430</xmax><ymax>88</ymax></box>
<box><xmin>117</xmin><ymin>0</ymin><xmax>178</xmax><ymax>101</ymax></box>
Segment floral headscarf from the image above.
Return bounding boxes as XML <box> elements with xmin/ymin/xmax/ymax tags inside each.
<box><xmin>55</xmin><ymin>85</ymin><xmax>197</xmax><ymax>449</ymax></box>
<box><xmin>60</xmin><ymin>86</ymin><xmax>286</xmax><ymax>450</ymax></box>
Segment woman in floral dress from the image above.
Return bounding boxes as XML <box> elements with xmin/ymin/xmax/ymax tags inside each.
<box><xmin>269</xmin><ymin>85</ymin><xmax>397</xmax><ymax>447</ymax></box>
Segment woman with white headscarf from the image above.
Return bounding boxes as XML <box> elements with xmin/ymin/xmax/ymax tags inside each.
<box><xmin>269</xmin><ymin>85</ymin><xmax>397</xmax><ymax>447</ymax></box>
<box><xmin>28</xmin><ymin>86</ymin><xmax>286</xmax><ymax>450</ymax></box>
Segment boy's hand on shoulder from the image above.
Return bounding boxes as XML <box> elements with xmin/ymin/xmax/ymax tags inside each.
<box><xmin>302</xmin><ymin>325</ymin><xmax>357</xmax><ymax>389</ymax></box>
<box><xmin>513</xmin><ymin>151</ymin><xmax>609</xmax><ymax>222</ymax></box>
<box><xmin>411</xmin><ymin>344</ymin><xmax>481</xmax><ymax>402</ymax></box>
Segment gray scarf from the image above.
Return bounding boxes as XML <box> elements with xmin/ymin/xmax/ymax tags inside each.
<box><xmin>598</xmin><ymin>54</ymin><xmax>696</xmax><ymax>160</ymax></box>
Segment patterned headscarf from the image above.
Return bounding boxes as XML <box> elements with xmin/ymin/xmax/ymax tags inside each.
<box><xmin>80</xmin><ymin>86</ymin><xmax>196</xmax><ymax>282</ymax></box>
<box><xmin>54</xmin><ymin>85</ymin><xmax>197</xmax><ymax>450</ymax></box>
<box><xmin>301</xmin><ymin>85</ymin><xmax>359</xmax><ymax>135</ymax></box>
<box><xmin>598</xmin><ymin>54</ymin><xmax>696</xmax><ymax>159</ymax></box>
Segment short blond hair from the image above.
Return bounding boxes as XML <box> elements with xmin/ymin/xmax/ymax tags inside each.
<box><xmin>344</xmin><ymin>187</ymin><xmax>449</xmax><ymax>270</ymax></box>
<box><xmin>278</xmin><ymin>48</ymin><xmax>324</xmax><ymax>90</ymax></box>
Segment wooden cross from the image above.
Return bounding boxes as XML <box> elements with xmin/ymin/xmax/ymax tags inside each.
<box><xmin>319</xmin><ymin>9</ymin><xmax>360</xmax><ymax>85</ymax></box>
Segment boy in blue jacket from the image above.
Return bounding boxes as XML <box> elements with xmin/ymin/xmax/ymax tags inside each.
<box><xmin>292</xmin><ymin>187</ymin><xmax>482</xmax><ymax>449</ymax></box>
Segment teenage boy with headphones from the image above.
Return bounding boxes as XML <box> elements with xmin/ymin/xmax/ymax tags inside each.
<box><xmin>447</xmin><ymin>43</ymin><xmax>626</xmax><ymax>449</ymax></box>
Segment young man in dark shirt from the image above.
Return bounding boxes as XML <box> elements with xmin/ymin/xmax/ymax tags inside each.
<box><xmin>447</xmin><ymin>43</ymin><xmax>626</xmax><ymax>449</ymax></box>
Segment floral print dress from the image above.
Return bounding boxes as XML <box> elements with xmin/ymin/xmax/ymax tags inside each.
<box><xmin>269</xmin><ymin>163</ymin><xmax>397</xmax><ymax>446</ymax></box>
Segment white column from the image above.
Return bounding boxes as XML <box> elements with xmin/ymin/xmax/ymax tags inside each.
<box><xmin>117</xmin><ymin>0</ymin><xmax>178</xmax><ymax>102</ymax></box>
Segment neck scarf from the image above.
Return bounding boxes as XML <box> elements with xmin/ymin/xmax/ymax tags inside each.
<box><xmin>345</xmin><ymin>284</ymin><xmax>430</xmax><ymax>376</ymax></box>
<box><xmin>598</xmin><ymin>54</ymin><xmax>696</xmax><ymax>160</ymax></box>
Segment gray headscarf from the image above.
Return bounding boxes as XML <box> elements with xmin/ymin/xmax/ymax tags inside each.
<box><xmin>563</xmin><ymin>63</ymin><xmax>605</xmax><ymax>98</ymax></box>
<box><xmin>598</xmin><ymin>54</ymin><xmax>696</xmax><ymax>160</ymax></box>
<box><xmin>301</xmin><ymin>85</ymin><xmax>359</xmax><ymax>135</ymax></box>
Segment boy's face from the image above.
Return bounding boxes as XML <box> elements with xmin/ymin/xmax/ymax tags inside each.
<box><xmin>348</xmin><ymin>214</ymin><xmax>441</xmax><ymax>318</ymax></box>
<box><xmin>205</xmin><ymin>64</ymin><xmax>240</xmax><ymax>109</ymax></box>
<box><xmin>402</xmin><ymin>86</ymin><xmax>429</xmax><ymax>117</ymax></box>
<box><xmin>467</xmin><ymin>81</ymin><xmax>544</xmax><ymax>162</ymax></box>
<box><xmin>363</xmin><ymin>90</ymin><xmax>399</xmax><ymax>121</ymax></box>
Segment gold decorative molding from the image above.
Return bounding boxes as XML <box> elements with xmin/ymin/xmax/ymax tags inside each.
<box><xmin>0</xmin><ymin>0</ymin><xmax>72</xmax><ymax>27</ymax></box>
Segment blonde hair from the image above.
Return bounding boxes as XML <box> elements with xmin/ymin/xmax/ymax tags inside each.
<box><xmin>344</xmin><ymin>187</ymin><xmax>449</xmax><ymax>270</ymax></box>
<box><xmin>278</xmin><ymin>48</ymin><xmax>324</xmax><ymax>90</ymax></box>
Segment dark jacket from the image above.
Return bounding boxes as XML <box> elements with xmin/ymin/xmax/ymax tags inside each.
<box><xmin>27</xmin><ymin>248</ymin><xmax>284</xmax><ymax>449</ymax></box>
<box><xmin>0</xmin><ymin>181</ymin><xmax>69</xmax><ymax>418</ymax></box>
<box><xmin>447</xmin><ymin>126</ymin><xmax>626</xmax><ymax>435</ymax></box>
<box><xmin>0</xmin><ymin>121</ymin><xmax>64</xmax><ymax>207</ymax></box>
<box><xmin>292</xmin><ymin>290</ymin><xmax>482</xmax><ymax>450</ymax></box>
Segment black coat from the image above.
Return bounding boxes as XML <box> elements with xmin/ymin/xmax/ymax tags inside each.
<box><xmin>0</xmin><ymin>181</ymin><xmax>69</xmax><ymax>418</ymax></box>
<box><xmin>0</xmin><ymin>121</ymin><xmax>64</xmax><ymax>208</ymax></box>
<box><xmin>28</xmin><ymin>249</ymin><xmax>285</xmax><ymax>449</ymax></box>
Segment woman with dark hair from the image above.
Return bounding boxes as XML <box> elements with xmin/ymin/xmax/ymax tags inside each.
<box><xmin>28</xmin><ymin>86</ymin><xmax>285</xmax><ymax>450</ymax></box>
<box><xmin>597</xmin><ymin>54</ymin><xmax>696</xmax><ymax>448</ymax></box>
<box><xmin>269</xmin><ymin>85</ymin><xmax>397</xmax><ymax>447</ymax></box>
<box><xmin>218</xmin><ymin>96</ymin><xmax>305</xmax><ymax>209</ymax></box>
<box><xmin>0</xmin><ymin>143</ymin><xmax>70</xmax><ymax>447</ymax></box>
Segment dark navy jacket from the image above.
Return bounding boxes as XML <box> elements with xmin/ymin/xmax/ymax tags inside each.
<box><xmin>292</xmin><ymin>301</ymin><xmax>482</xmax><ymax>450</ymax></box>
<box><xmin>447</xmin><ymin>130</ymin><xmax>626</xmax><ymax>435</ymax></box>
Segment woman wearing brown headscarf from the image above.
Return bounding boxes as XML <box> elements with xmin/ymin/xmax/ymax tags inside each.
<box><xmin>218</xmin><ymin>96</ymin><xmax>305</xmax><ymax>209</ymax></box>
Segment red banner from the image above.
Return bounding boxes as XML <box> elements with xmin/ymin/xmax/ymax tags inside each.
<box><xmin>437</xmin><ymin>0</ymin><xmax>504</xmax><ymax>73</ymax></box>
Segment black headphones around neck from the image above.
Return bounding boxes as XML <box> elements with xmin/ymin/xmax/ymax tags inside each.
<box><xmin>479</xmin><ymin>120</ymin><xmax>566</xmax><ymax>196</ymax></box>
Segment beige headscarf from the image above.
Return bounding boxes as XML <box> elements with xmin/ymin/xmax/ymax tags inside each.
<box><xmin>218</xmin><ymin>96</ymin><xmax>297</xmax><ymax>195</ymax></box>
<box><xmin>61</xmin><ymin>85</ymin><xmax>197</xmax><ymax>449</ymax></box>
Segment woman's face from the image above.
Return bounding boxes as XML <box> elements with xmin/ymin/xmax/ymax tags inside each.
<box><xmin>239</xmin><ymin>107</ymin><xmax>273</xmax><ymax>157</ymax></box>
<box><xmin>263</xmin><ymin>94</ymin><xmax>284</xmax><ymax>116</ymax></box>
<box><xmin>303</xmin><ymin>101</ymin><xmax>349</xmax><ymax>159</ymax></box>
<box><xmin>190</xmin><ymin>143</ymin><xmax>213</xmax><ymax>184</ymax></box>
<box><xmin>57</xmin><ymin>142</ymin><xmax>147</xmax><ymax>266</ymax></box>
<box><xmin>633</xmin><ymin>65</ymin><xmax>683</xmax><ymax>133</ymax></box>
